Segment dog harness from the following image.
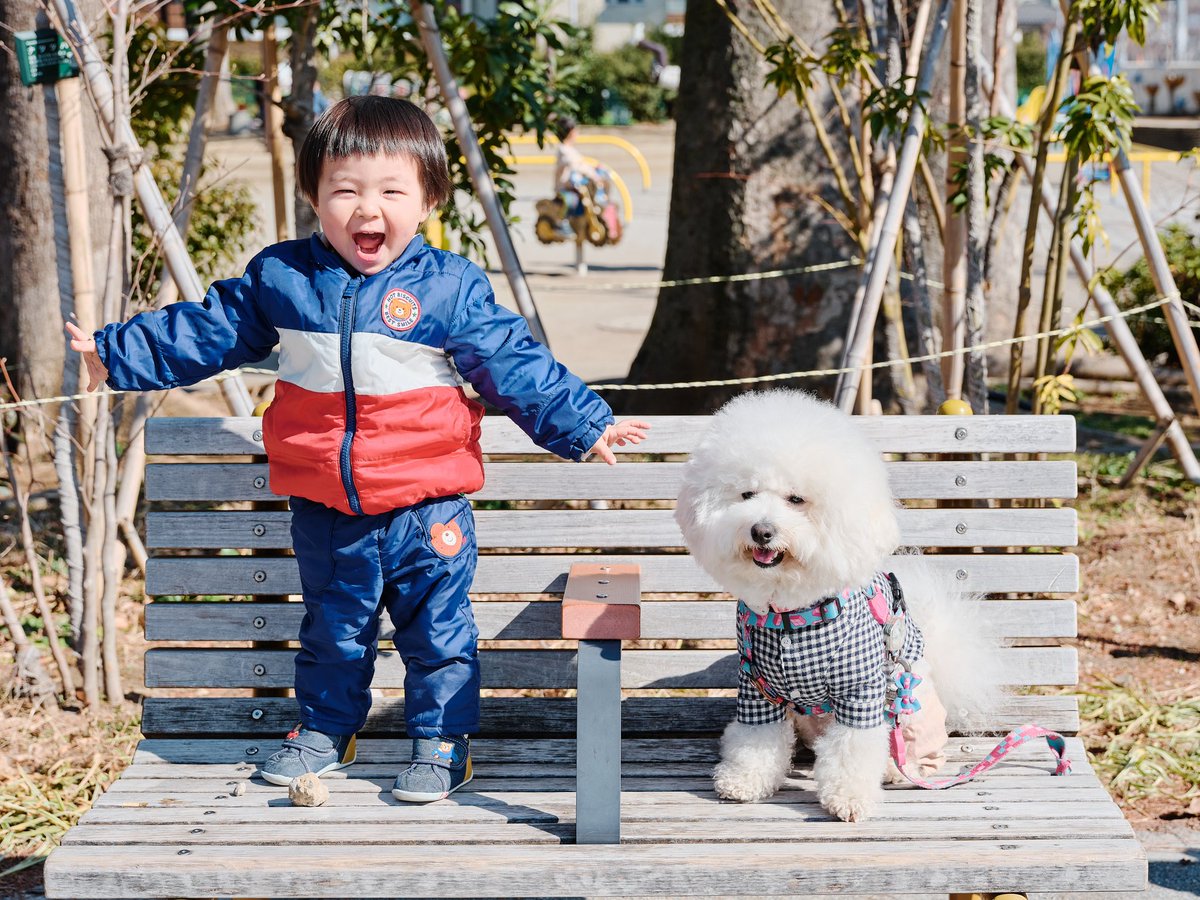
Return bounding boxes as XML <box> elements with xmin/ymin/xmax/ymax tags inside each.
<box><xmin>736</xmin><ymin>572</ymin><xmax>923</xmax><ymax>728</ymax></box>
<box><xmin>736</xmin><ymin>571</ymin><xmax>1073</xmax><ymax>788</ymax></box>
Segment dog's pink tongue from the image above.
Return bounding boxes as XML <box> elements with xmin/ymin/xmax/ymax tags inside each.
<box><xmin>753</xmin><ymin>547</ymin><xmax>778</xmax><ymax>564</ymax></box>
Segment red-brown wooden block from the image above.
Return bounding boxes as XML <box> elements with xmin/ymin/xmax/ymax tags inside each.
<box><xmin>561</xmin><ymin>563</ymin><xmax>641</xmax><ymax>640</ymax></box>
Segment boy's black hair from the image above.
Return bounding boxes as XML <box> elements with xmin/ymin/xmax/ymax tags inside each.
<box><xmin>551</xmin><ymin>114</ymin><xmax>578</xmax><ymax>142</ymax></box>
<box><xmin>297</xmin><ymin>95</ymin><xmax>453</xmax><ymax>209</ymax></box>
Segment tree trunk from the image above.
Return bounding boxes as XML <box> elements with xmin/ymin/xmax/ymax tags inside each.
<box><xmin>618</xmin><ymin>0</ymin><xmax>856</xmax><ymax>414</ymax></box>
<box><xmin>283</xmin><ymin>2</ymin><xmax>320</xmax><ymax>238</ymax></box>
<box><xmin>0</xmin><ymin>2</ymin><xmax>66</xmax><ymax>401</ymax></box>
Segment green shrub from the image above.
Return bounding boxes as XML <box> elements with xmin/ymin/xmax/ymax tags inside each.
<box><xmin>559</xmin><ymin>42</ymin><xmax>673</xmax><ymax>124</ymax></box>
<box><xmin>1099</xmin><ymin>223</ymin><xmax>1200</xmax><ymax>367</ymax></box>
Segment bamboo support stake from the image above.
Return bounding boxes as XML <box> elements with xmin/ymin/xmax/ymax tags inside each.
<box><xmin>409</xmin><ymin>0</ymin><xmax>550</xmax><ymax>347</ymax></box>
<box><xmin>982</xmin><ymin>60</ymin><xmax>1200</xmax><ymax>481</ymax></box>
<box><xmin>262</xmin><ymin>24</ymin><xmax>290</xmax><ymax>243</ymax></box>
<box><xmin>1112</xmin><ymin>151</ymin><xmax>1200</xmax><ymax>418</ymax></box>
<box><xmin>942</xmin><ymin>0</ymin><xmax>968</xmax><ymax>399</ymax></box>
<box><xmin>835</xmin><ymin>0</ymin><xmax>953</xmax><ymax>411</ymax></box>
<box><xmin>154</xmin><ymin>21</ymin><xmax>230</xmax><ymax>308</ymax></box>
<box><xmin>1</xmin><ymin>433</ymin><xmax>76</xmax><ymax>698</ymax></box>
<box><xmin>50</xmin><ymin>0</ymin><xmax>253</xmax><ymax>416</ymax></box>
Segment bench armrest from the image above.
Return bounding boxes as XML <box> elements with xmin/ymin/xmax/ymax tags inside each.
<box><xmin>563</xmin><ymin>563</ymin><xmax>641</xmax><ymax>845</ymax></box>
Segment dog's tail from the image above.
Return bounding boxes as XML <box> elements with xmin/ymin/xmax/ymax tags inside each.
<box><xmin>896</xmin><ymin>554</ymin><xmax>1006</xmax><ymax>733</ymax></box>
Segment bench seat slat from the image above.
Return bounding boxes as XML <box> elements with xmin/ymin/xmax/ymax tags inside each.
<box><xmin>61</xmin><ymin>814</ymin><xmax>1132</xmax><ymax>847</ymax></box>
<box><xmin>144</xmin><ymin>646</ymin><xmax>1078</xmax><ymax>690</ymax></box>
<box><xmin>146</xmin><ymin>552</ymin><xmax>1080</xmax><ymax>595</ymax></box>
<box><xmin>146</xmin><ymin>460</ymin><xmax>1079</xmax><ymax>501</ymax></box>
<box><xmin>146</xmin><ymin>507</ymin><xmax>1078</xmax><ymax>550</ymax></box>
<box><xmin>144</xmin><ymin>599</ymin><xmax>1077</xmax><ymax>642</ymax></box>
<box><xmin>138</xmin><ymin>694</ymin><xmax>1081</xmax><ymax>738</ymax></box>
<box><xmin>145</xmin><ymin>414</ymin><xmax>1077</xmax><ymax>455</ymax></box>
<box><xmin>42</xmin><ymin>837</ymin><xmax>1143</xmax><ymax>898</ymax></box>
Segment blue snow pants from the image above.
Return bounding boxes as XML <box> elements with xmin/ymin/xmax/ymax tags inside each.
<box><xmin>288</xmin><ymin>494</ymin><xmax>480</xmax><ymax>739</ymax></box>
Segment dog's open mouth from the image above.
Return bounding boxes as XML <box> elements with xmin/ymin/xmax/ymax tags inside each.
<box><xmin>751</xmin><ymin>547</ymin><xmax>784</xmax><ymax>568</ymax></box>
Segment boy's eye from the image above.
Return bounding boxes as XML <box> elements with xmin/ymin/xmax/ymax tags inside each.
<box><xmin>741</xmin><ymin>491</ymin><xmax>756</xmax><ymax>501</ymax></box>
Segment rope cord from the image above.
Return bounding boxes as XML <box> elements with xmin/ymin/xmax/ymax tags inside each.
<box><xmin>0</xmin><ymin>295</ymin><xmax>1186</xmax><ymax>411</ymax></box>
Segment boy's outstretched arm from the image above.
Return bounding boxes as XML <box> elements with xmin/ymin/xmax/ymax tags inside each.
<box><xmin>588</xmin><ymin>419</ymin><xmax>651</xmax><ymax>465</ymax></box>
<box><xmin>66</xmin><ymin>321</ymin><xmax>109</xmax><ymax>392</ymax></box>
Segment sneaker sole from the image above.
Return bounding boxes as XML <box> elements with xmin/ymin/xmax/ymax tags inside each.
<box><xmin>391</xmin><ymin>771</ymin><xmax>473</xmax><ymax>803</ymax></box>
<box><xmin>259</xmin><ymin>754</ymin><xmax>356</xmax><ymax>787</ymax></box>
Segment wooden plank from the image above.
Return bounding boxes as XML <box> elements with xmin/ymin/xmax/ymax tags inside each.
<box><xmin>146</xmin><ymin>414</ymin><xmax>1078</xmax><ymax>456</ymax></box>
<box><xmin>129</xmin><ymin>735</ymin><xmax>1091</xmax><ymax>767</ymax></box>
<box><xmin>42</xmin><ymin>838</ymin><xmax>1144</xmax><ymax>898</ymax></box>
<box><xmin>146</xmin><ymin>508</ymin><xmax>1078</xmax><ymax>550</ymax></box>
<box><xmin>139</xmin><ymin>694</ymin><xmax>1080</xmax><ymax>739</ymax></box>
<box><xmin>145</xmin><ymin>598</ymin><xmax>1076</xmax><ymax>643</ymax></box>
<box><xmin>146</xmin><ymin>459</ymin><xmax>1079</xmax><ymax>502</ymax></box>
<box><xmin>146</xmin><ymin>552</ymin><xmax>1081</xmax><ymax>596</ymax></box>
<box><xmin>107</xmin><ymin>765</ymin><xmax>1105</xmax><ymax>793</ymax></box>
<box><xmin>60</xmin><ymin>814</ymin><xmax>1133</xmax><ymax>848</ymax></box>
<box><xmin>144</xmin><ymin>646</ymin><xmax>1078</xmax><ymax>690</ymax></box>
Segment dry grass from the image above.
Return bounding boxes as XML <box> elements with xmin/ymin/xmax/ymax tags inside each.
<box><xmin>1079</xmin><ymin>678</ymin><xmax>1200</xmax><ymax>821</ymax></box>
<box><xmin>0</xmin><ymin>702</ymin><xmax>140</xmax><ymax>888</ymax></box>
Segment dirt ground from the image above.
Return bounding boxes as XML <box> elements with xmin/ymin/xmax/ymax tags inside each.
<box><xmin>2</xmin><ymin>402</ymin><xmax>1199</xmax><ymax>895</ymax></box>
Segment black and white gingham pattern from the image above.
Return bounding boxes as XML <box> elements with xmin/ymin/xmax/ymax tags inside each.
<box><xmin>736</xmin><ymin>572</ymin><xmax>926</xmax><ymax>729</ymax></box>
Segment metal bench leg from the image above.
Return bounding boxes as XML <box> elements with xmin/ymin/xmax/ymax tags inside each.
<box><xmin>576</xmin><ymin>638</ymin><xmax>621</xmax><ymax>844</ymax></box>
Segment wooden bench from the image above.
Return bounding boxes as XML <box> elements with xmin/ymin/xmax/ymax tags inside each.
<box><xmin>45</xmin><ymin>413</ymin><xmax>1147</xmax><ymax>898</ymax></box>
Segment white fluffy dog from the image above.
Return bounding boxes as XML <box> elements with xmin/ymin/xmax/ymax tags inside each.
<box><xmin>675</xmin><ymin>390</ymin><xmax>1002</xmax><ymax>822</ymax></box>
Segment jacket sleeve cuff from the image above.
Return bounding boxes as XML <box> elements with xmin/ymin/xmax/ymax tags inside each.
<box><xmin>570</xmin><ymin>415</ymin><xmax>614</xmax><ymax>462</ymax></box>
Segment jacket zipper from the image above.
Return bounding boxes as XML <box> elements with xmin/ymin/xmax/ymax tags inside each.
<box><xmin>338</xmin><ymin>277</ymin><xmax>364</xmax><ymax>515</ymax></box>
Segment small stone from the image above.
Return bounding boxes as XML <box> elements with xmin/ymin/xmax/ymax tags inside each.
<box><xmin>1169</xmin><ymin>592</ymin><xmax>1187</xmax><ymax>612</ymax></box>
<box><xmin>231</xmin><ymin>781</ymin><xmax>247</xmax><ymax>797</ymax></box>
<box><xmin>288</xmin><ymin>773</ymin><xmax>328</xmax><ymax>807</ymax></box>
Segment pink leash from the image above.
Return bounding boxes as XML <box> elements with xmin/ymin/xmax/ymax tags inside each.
<box><xmin>890</xmin><ymin>721</ymin><xmax>1072</xmax><ymax>789</ymax></box>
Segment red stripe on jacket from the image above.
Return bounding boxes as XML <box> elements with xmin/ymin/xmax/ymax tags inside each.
<box><xmin>264</xmin><ymin>380</ymin><xmax>485</xmax><ymax>515</ymax></box>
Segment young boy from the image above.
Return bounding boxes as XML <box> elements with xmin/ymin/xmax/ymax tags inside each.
<box><xmin>68</xmin><ymin>95</ymin><xmax>648</xmax><ymax>802</ymax></box>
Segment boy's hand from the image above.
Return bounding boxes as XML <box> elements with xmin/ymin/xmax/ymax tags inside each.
<box><xmin>66</xmin><ymin>321</ymin><xmax>108</xmax><ymax>392</ymax></box>
<box><xmin>588</xmin><ymin>419</ymin><xmax>651</xmax><ymax>465</ymax></box>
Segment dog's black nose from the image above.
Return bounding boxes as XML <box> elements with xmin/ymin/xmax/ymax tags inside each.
<box><xmin>751</xmin><ymin>523</ymin><xmax>774</xmax><ymax>546</ymax></box>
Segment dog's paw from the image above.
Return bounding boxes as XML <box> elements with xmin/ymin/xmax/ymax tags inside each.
<box><xmin>712</xmin><ymin>762</ymin><xmax>780</xmax><ymax>803</ymax></box>
<box><xmin>820</xmin><ymin>792</ymin><xmax>875</xmax><ymax>822</ymax></box>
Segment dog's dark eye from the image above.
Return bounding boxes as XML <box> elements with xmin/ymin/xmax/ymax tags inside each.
<box><xmin>787</xmin><ymin>495</ymin><xmax>807</xmax><ymax>506</ymax></box>
<box><xmin>741</xmin><ymin>491</ymin><xmax>756</xmax><ymax>501</ymax></box>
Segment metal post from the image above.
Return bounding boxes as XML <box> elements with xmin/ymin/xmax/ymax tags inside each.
<box><xmin>409</xmin><ymin>0</ymin><xmax>551</xmax><ymax>347</ymax></box>
<box><xmin>576</xmin><ymin>639</ymin><xmax>622</xmax><ymax>844</ymax></box>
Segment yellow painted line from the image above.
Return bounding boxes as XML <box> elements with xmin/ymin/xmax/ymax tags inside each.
<box><xmin>508</xmin><ymin>133</ymin><xmax>652</xmax><ymax>189</ymax></box>
<box><xmin>503</xmin><ymin>155</ymin><xmax>634</xmax><ymax>222</ymax></box>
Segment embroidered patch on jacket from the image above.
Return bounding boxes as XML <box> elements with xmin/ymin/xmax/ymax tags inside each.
<box><xmin>381</xmin><ymin>288</ymin><xmax>421</xmax><ymax>331</ymax></box>
<box><xmin>430</xmin><ymin>519</ymin><xmax>464</xmax><ymax>557</ymax></box>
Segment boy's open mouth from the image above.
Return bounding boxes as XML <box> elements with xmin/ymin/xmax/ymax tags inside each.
<box><xmin>354</xmin><ymin>232</ymin><xmax>385</xmax><ymax>255</ymax></box>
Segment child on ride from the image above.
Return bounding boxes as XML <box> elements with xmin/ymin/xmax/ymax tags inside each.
<box><xmin>68</xmin><ymin>95</ymin><xmax>648</xmax><ymax>802</ymax></box>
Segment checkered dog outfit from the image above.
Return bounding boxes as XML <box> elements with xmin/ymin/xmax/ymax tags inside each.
<box><xmin>736</xmin><ymin>572</ymin><xmax>924</xmax><ymax>729</ymax></box>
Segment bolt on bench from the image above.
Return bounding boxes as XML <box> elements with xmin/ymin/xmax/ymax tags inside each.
<box><xmin>44</xmin><ymin>413</ymin><xmax>1146</xmax><ymax>898</ymax></box>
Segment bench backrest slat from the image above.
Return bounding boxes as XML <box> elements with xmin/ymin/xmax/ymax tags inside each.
<box><xmin>145</xmin><ymin>415</ymin><xmax>1077</xmax><ymax>456</ymax></box>
<box><xmin>145</xmin><ymin>598</ymin><xmax>1077</xmax><ymax>642</ymax></box>
<box><xmin>145</xmin><ymin>551</ymin><xmax>1080</xmax><ymax>597</ymax></box>
<box><xmin>145</xmin><ymin>507</ymin><xmax>1078</xmax><ymax>550</ymax></box>
<box><xmin>144</xmin><ymin>646</ymin><xmax>1077</xmax><ymax>690</ymax></box>
<box><xmin>147</xmin><ymin>460</ymin><xmax>1078</xmax><ymax>502</ymax></box>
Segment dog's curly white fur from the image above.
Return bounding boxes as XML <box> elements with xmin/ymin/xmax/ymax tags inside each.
<box><xmin>675</xmin><ymin>390</ymin><xmax>1003</xmax><ymax>821</ymax></box>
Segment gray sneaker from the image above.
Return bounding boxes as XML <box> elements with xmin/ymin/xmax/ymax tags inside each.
<box><xmin>259</xmin><ymin>725</ymin><xmax>356</xmax><ymax>786</ymax></box>
<box><xmin>391</xmin><ymin>735</ymin><xmax>472</xmax><ymax>802</ymax></box>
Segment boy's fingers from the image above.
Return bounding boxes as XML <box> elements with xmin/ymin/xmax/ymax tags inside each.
<box><xmin>595</xmin><ymin>442</ymin><xmax>616</xmax><ymax>465</ymax></box>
